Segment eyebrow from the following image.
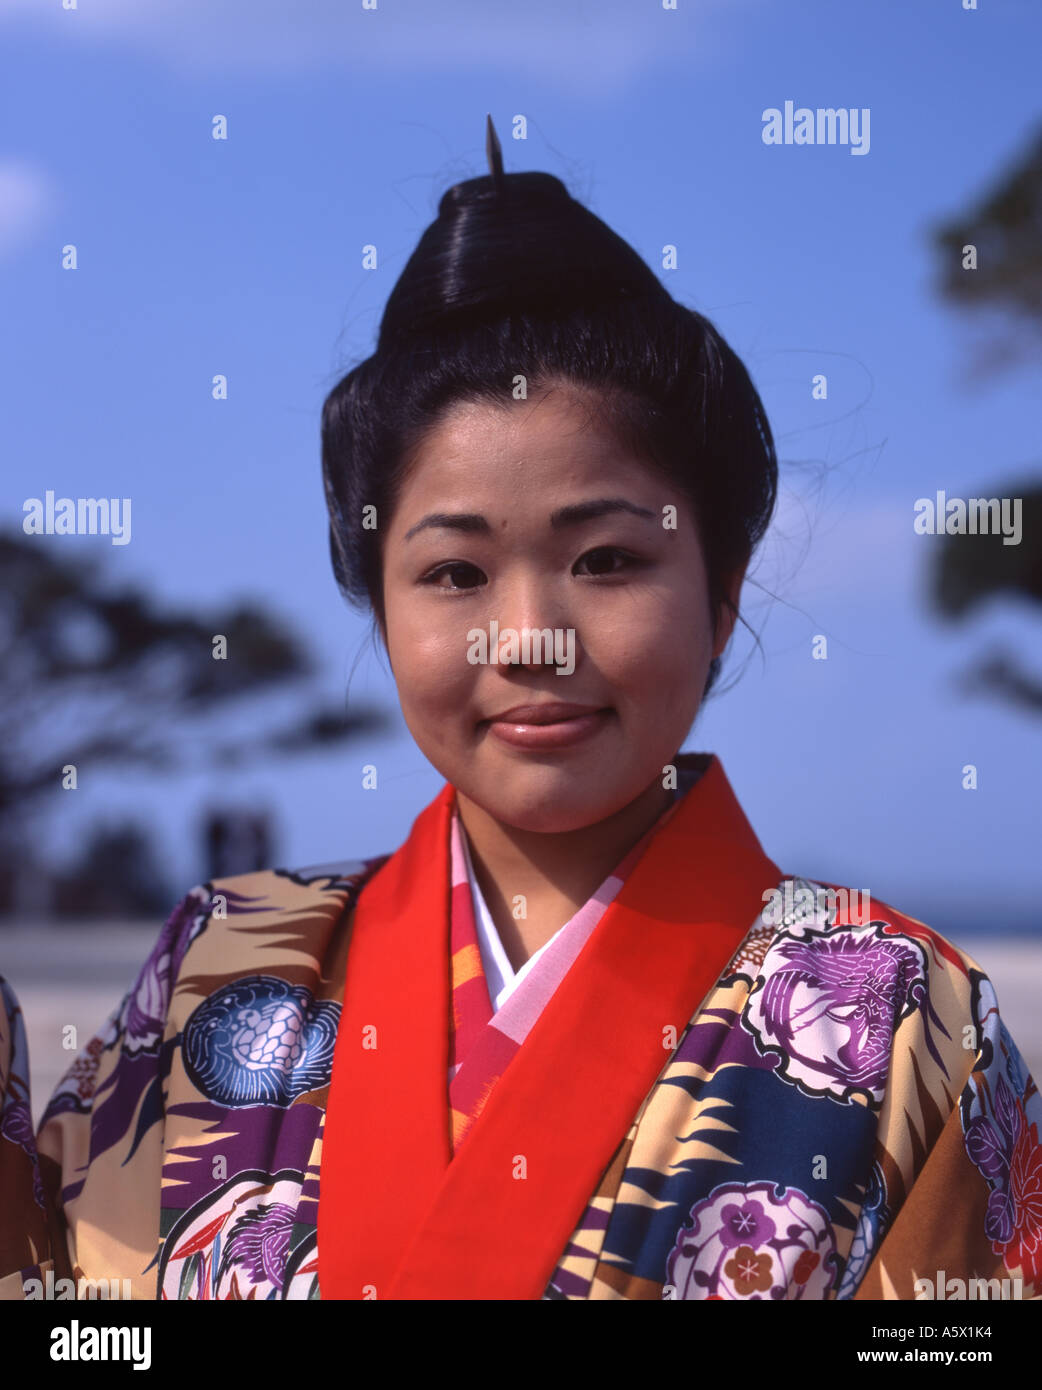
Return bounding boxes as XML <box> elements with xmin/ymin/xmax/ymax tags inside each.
<box><xmin>403</xmin><ymin>497</ymin><xmax>657</xmax><ymax>542</ymax></box>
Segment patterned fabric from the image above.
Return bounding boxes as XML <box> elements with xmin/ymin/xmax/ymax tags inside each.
<box><xmin>0</xmin><ymin>754</ymin><xmax>1038</xmax><ymax>1300</ymax></box>
<box><xmin>552</xmin><ymin>884</ymin><xmax>1040</xmax><ymax>1301</ymax></box>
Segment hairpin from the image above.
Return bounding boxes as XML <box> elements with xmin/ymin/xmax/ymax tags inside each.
<box><xmin>485</xmin><ymin>113</ymin><xmax>506</xmax><ymax>198</ymax></box>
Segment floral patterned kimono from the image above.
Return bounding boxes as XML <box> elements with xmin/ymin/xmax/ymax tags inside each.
<box><xmin>1</xmin><ymin>753</ymin><xmax>1039</xmax><ymax>1300</ymax></box>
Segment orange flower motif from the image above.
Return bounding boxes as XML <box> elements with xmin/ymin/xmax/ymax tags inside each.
<box><xmin>724</xmin><ymin>1244</ymin><xmax>773</xmax><ymax>1294</ymax></box>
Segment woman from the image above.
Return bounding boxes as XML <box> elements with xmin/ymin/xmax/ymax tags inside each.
<box><xmin>2</xmin><ymin>125</ymin><xmax>1039</xmax><ymax>1302</ymax></box>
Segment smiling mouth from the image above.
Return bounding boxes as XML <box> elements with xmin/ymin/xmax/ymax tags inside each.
<box><xmin>480</xmin><ymin>705</ymin><xmax>613</xmax><ymax>750</ymax></box>
<box><xmin>482</xmin><ymin>702</ymin><xmax>609</xmax><ymax>726</ymax></box>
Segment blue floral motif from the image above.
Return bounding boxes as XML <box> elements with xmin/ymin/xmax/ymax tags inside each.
<box><xmin>836</xmin><ymin>1160</ymin><xmax>890</xmax><ymax>1298</ymax></box>
<box><xmin>182</xmin><ymin>976</ymin><xmax>340</xmax><ymax>1107</ymax></box>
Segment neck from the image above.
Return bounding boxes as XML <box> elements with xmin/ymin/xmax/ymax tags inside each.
<box><xmin>454</xmin><ymin>776</ymin><xmax>673</xmax><ymax>973</ymax></box>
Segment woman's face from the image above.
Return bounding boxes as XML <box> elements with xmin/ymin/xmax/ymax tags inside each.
<box><xmin>379</xmin><ymin>383</ymin><xmax>742</xmax><ymax>833</ymax></box>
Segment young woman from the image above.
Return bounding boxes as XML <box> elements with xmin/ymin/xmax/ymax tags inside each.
<box><xmin>2</xmin><ymin>129</ymin><xmax>1039</xmax><ymax>1302</ymax></box>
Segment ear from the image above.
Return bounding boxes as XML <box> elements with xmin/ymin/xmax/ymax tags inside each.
<box><xmin>372</xmin><ymin>605</ymin><xmax>390</xmax><ymax>662</ymax></box>
<box><xmin>710</xmin><ymin>567</ymin><xmax>746</xmax><ymax>659</ymax></box>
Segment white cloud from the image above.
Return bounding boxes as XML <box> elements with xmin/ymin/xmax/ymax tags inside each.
<box><xmin>0</xmin><ymin>160</ymin><xmax>54</xmax><ymax>259</ymax></box>
<box><xmin>0</xmin><ymin>0</ymin><xmax>751</xmax><ymax>89</ymax></box>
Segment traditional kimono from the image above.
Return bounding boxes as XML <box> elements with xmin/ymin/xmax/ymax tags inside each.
<box><xmin>1</xmin><ymin>752</ymin><xmax>1039</xmax><ymax>1300</ymax></box>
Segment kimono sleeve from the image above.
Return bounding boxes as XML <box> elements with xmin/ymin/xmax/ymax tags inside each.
<box><xmin>0</xmin><ymin>885</ymin><xmax>217</xmax><ymax>1301</ymax></box>
<box><xmin>852</xmin><ymin>937</ymin><xmax>1042</xmax><ymax>1301</ymax></box>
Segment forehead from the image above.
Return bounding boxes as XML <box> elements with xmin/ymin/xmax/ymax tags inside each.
<box><xmin>396</xmin><ymin>388</ymin><xmax>657</xmax><ymax>504</ymax></box>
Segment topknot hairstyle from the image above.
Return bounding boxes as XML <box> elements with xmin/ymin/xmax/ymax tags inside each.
<box><xmin>321</xmin><ymin>125</ymin><xmax>777</xmax><ymax>694</ymax></box>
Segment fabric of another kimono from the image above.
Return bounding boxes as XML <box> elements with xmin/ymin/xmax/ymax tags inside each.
<box><xmin>0</xmin><ymin>753</ymin><xmax>1039</xmax><ymax>1300</ymax></box>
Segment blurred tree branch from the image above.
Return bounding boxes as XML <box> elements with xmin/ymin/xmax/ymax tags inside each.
<box><xmin>927</xmin><ymin>125</ymin><xmax>1042</xmax><ymax>713</ymax></box>
<box><xmin>0</xmin><ymin>531</ymin><xmax>388</xmax><ymax>843</ymax></box>
<box><xmin>931</xmin><ymin>123</ymin><xmax>1042</xmax><ymax>378</ymax></box>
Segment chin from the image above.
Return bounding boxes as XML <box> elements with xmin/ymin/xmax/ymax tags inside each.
<box><xmin>463</xmin><ymin>763</ymin><xmax>640</xmax><ymax>835</ymax></box>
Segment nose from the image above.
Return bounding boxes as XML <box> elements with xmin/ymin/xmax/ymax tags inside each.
<box><xmin>491</xmin><ymin>578</ymin><xmax>575</xmax><ymax>671</ymax></box>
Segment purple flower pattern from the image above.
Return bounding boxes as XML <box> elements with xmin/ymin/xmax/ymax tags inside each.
<box><xmin>743</xmin><ymin>923</ymin><xmax>929</xmax><ymax>1103</ymax></box>
<box><xmin>666</xmin><ymin>1180</ymin><xmax>838</xmax><ymax>1300</ymax></box>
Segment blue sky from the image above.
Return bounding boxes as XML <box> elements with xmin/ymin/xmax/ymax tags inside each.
<box><xmin>2</xmin><ymin>0</ymin><xmax>1040</xmax><ymax>933</ymax></box>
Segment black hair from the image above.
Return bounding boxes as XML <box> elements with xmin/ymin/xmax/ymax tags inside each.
<box><xmin>321</xmin><ymin>169</ymin><xmax>777</xmax><ymax>695</ymax></box>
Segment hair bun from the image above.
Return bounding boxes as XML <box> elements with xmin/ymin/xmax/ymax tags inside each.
<box><xmin>436</xmin><ymin>170</ymin><xmax>571</xmax><ymax>216</ymax></box>
<box><xmin>377</xmin><ymin>168</ymin><xmax>672</xmax><ymax>350</ymax></box>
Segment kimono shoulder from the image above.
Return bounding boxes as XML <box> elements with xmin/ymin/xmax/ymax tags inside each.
<box><xmin>687</xmin><ymin>877</ymin><xmax>1042</xmax><ymax>1300</ymax></box>
<box><xmin>545</xmin><ymin>873</ymin><xmax>1041</xmax><ymax>1301</ymax></box>
<box><xmin>0</xmin><ymin>853</ymin><xmax>387</xmax><ymax>1300</ymax></box>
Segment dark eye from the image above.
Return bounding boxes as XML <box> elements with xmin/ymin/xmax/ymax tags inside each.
<box><xmin>422</xmin><ymin>562</ymin><xmax>487</xmax><ymax>591</ymax></box>
<box><xmin>573</xmin><ymin>547</ymin><xmax>635</xmax><ymax>577</ymax></box>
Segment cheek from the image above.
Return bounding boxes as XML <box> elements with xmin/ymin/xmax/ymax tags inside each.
<box><xmin>582</xmin><ymin>577</ymin><xmax>713</xmax><ymax>698</ymax></box>
<box><xmin>385</xmin><ymin>603</ymin><xmax>475</xmax><ymax>716</ymax></box>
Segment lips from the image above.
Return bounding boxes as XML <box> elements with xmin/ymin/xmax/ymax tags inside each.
<box><xmin>484</xmin><ymin>702</ymin><xmax>607</xmax><ymax>726</ymax></box>
<box><xmin>481</xmin><ymin>702</ymin><xmax>613</xmax><ymax>752</ymax></box>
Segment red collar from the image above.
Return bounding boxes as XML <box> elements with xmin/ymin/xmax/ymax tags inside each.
<box><xmin>318</xmin><ymin>756</ymin><xmax>779</xmax><ymax>1299</ymax></box>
